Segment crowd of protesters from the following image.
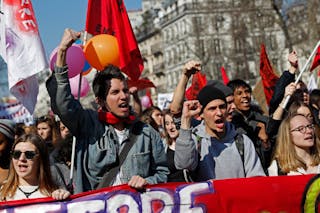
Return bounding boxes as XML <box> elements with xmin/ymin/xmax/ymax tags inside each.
<box><xmin>1</xmin><ymin>28</ymin><xmax>320</xmax><ymax>201</ymax></box>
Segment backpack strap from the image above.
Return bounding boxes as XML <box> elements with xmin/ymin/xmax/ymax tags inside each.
<box><xmin>234</xmin><ymin>133</ymin><xmax>245</xmax><ymax>176</ymax></box>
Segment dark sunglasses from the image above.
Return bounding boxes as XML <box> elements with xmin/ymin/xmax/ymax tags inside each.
<box><xmin>11</xmin><ymin>150</ymin><xmax>38</xmax><ymax>160</ymax></box>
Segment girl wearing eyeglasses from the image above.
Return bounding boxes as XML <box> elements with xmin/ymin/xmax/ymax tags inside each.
<box><xmin>0</xmin><ymin>134</ymin><xmax>70</xmax><ymax>201</ymax></box>
<box><xmin>268</xmin><ymin>114</ymin><xmax>320</xmax><ymax>176</ymax></box>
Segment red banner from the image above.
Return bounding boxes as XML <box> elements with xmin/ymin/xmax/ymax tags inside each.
<box><xmin>1</xmin><ymin>175</ymin><xmax>320</xmax><ymax>212</ymax></box>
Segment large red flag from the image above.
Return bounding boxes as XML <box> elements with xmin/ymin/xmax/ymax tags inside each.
<box><xmin>310</xmin><ymin>46</ymin><xmax>320</xmax><ymax>72</ymax></box>
<box><xmin>85</xmin><ymin>0</ymin><xmax>143</xmax><ymax>81</ymax></box>
<box><xmin>259</xmin><ymin>44</ymin><xmax>279</xmax><ymax>106</ymax></box>
<box><xmin>220</xmin><ymin>66</ymin><xmax>230</xmax><ymax>85</ymax></box>
<box><xmin>185</xmin><ymin>72</ymin><xmax>207</xmax><ymax>100</ymax></box>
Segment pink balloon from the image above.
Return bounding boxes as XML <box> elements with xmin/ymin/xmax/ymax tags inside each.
<box><xmin>141</xmin><ymin>96</ymin><xmax>151</xmax><ymax>108</ymax></box>
<box><xmin>50</xmin><ymin>44</ymin><xmax>85</xmax><ymax>78</ymax></box>
<box><xmin>69</xmin><ymin>74</ymin><xmax>90</xmax><ymax>99</ymax></box>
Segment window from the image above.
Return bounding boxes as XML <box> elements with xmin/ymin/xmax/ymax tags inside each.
<box><xmin>213</xmin><ymin>39</ymin><xmax>221</xmax><ymax>54</ymax></box>
<box><xmin>235</xmin><ymin>38</ymin><xmax>244</xmax><ymax>52</ymax></box>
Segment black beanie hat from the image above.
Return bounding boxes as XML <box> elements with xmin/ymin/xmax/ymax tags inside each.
<box><xmin>197</xmin><ymin>85</ymin><xmax>226</xmax><ymax>111</ymax></box>
<box><xmin>206</xmin><ymin>80</ymin><xmax>233</xmax><ymax>97</ymax></box>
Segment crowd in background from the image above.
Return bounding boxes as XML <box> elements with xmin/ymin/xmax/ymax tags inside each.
<box><xmin>1</xmin><ymin>28</ymin><xmax>320</xmax><ymax>202</ymax></box>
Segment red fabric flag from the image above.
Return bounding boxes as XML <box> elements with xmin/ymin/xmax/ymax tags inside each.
<box><xmin>127</xmin><ymin>78</ymin><xmax>156</xmax><ymax>91</ymax></box>
<box><xmin>259</xmin><ymin>44</ymin><xmax>279</xmax><ymax>106</ymax></box>
<box><xmin>185</xmin><ymin>72</ymin><xmax>207</xmax><ymax>100</ymax></box>
<box><xmin>310</xmin><ymin>46</ymin><xmax>320</xmax><ymax>72</ymax></box>
<box><xmin>85</xmin><ymin>0</ymin><xmax>144</xmax><ymax>81</ymax></box>
<box><xmin>220</xmin><ymin>66</ymin><xmax>230</xmax><ymax>85</ymax></box>
<box><xmin>146</xmin><ymin>88</ymin><xmax>154</xmax><ymax>107</ymax></box>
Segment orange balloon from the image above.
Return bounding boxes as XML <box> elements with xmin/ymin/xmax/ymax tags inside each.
<box><xmin>83</xmin><ymin>34</ymin><xmax>120</xmax><ymax>71</ymax></box>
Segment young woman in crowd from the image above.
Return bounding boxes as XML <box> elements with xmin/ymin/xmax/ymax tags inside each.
<box><xmin>36</xmin><ymin>115</ymin><xmax>61</xmax><ymax>153</ymax></box>
<box><xmin>140</xmin><ymin>106</ymin><xmax>164</xmax><ymax>134</ymax></box>
<box><xmin>268</xmin><ymin>114</ymin><xmax>320</xmax><ymax>176</ymax></box>
<box><xmin>0</xmin><ymin>119</ymin><xmax>15</xmax><ymax>185</ymax></box>
<box><xmin>0</xmin><ymin>134</ymin><xmax>70</xmax><ymax>201</ymax></box>
<box><xmin>163</xmin><ymin>110</ymin><xmax>192</xmax><ymax>182</ymax></box>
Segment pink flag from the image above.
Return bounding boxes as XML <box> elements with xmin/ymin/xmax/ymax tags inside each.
<box><xmin>1</xmin><ymin>0</ymin><xmax>48</xmax><ymax>114</ymax></box>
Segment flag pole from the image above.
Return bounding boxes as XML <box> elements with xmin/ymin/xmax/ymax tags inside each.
<box><xmin>282</xmin><ymin>40</ymin><xmax>320</xmax><ymax>108</ymax></box>
<box><xmin>69</xmin><ymin>31</ymin><xmax>88</xmax><ymax>191</ymax></box>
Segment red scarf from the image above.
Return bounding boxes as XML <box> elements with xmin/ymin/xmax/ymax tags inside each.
<box><xmin>98</xmin><ymin>109</ymin><xmax>135</xmax><ymax>125</ymax></box>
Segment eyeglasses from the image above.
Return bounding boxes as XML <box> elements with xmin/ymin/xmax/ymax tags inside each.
<box><xmin>290</xmin><ymin>124</ymin><xmax>315</xmax><ymax>134</ymax></box>
<box><xmin>11</xmin><ymin>150</ymin><xmax>38</xmax><ymax>160</ymax></box>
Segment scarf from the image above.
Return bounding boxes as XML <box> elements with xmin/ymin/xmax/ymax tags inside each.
<box><xmin>98</xmin><ymin>109</ymin><xmax>135</xmax><ymax>125</ymax></box>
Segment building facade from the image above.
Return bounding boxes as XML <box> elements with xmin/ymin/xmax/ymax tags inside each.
<box><xmin>135</xmin><ymin>0</ymin><xmax>289</xmax><ymax>100</ymax></box>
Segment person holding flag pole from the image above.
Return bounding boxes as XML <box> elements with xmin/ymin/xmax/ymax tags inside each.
<box><xmin>280</xmin><ymin>41</ymin><xmax>320</xmax><ymax>109</ymax></box>
<box><xmin>46</xmin><ymin>28</ymin><xmax>169</xmax><ymax>193</ymax></box>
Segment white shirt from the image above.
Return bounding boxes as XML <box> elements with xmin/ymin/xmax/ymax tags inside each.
<box><xmin>112</xmin><ymin>128</ymin><xmax>128</xmax><ymax>186</ymax></box>
<box><xmin>268</xmin><ymin>160</ymin><xmax>320</xmax><ymax>176</ymax></box>
<box><xmin>6</xmin><ymin>185</ymin><xmax>46</xmax><ymax>201</ymax></box>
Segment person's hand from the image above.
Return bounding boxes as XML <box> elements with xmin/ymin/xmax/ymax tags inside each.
<box><xmin>51</xmin><ymin>189</ymin><xmax>71</xmax><ymax>200</ymax></box>
<box><xmin>284</xmin><ymin>82</ymin><xmax>296</xmax><ymax>97</ymax></box>
<box><xmin>257</xmin><ymin>122</ymin><xmax>270</xmax><ymax>149</ymax></box>
<box><xmin>128</xmin><ymin>175</ymin><xmax>147</xmax><ymax>189</ymax></box>
<box><xmin>181</xmin><ymin>100</ymin><xmax>202</xmax><ymax>129</ymax></box>
<box><xmin>183</xmin><ymin>60</ymin><xmax>201</xmax><ymax>77</ymax></box>
<box><xmin>129</xmin><ymin>86</ymin><xmax>138</xmax><ymax>96</ymax></box>
<box><xmin>58</xmin><ymin>28</ymin><xmax>81</xmax><ymax>52</ymax></box>
<box><xmin>288</xmin><ymin>50</ymin><xmax>298</xmax><ymax>69</ymax></box>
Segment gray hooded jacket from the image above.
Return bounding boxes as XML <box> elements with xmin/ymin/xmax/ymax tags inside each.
<box><xmin>175</xmin><ymin>121</ymin><xmax>265</xmax><ymax>181</ymax></box>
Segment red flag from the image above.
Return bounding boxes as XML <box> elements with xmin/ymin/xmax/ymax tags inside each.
<box><xmin>85</xmin><ymin>0</ymin><xmax>144</xmax><ymax>81</ymax></box>
<box><xmin>310</xmin><ymin>46</ymin><xmax>320</xmax><ymax>72</ymax></box>
<box><xmin>127</xmin><ymin>78</ymin><xmax>156</xmax><ymax>91</ymax></box>
<box><xmin>220</xmin><ymin>66</ymin><xmax>230</xmax><ymax>85</ymax></box>
<box><xmin>145</xmin><ymin>88</ymin><xmax>154</xmax><ymax>107</ymax></box>
<box><xmin>259</xmin><ymin>44</ymin><xmax>279</xmax><ymax>106</ymax></box>
<box><xmin>185</xmin><ymin>72</ymin><xmax>207</xmax><ymax>100</ymax></box>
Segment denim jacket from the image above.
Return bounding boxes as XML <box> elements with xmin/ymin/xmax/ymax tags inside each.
<box><xmin>46</xmin><ymin>66</ymin><xmax>169</xmax><ymax>193</ymax></box>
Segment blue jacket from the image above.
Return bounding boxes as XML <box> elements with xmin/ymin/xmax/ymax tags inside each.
<box><xmin>46</xmin><ymin>66</ymin><xmax>169</xmax><ymax>193</ymax></box>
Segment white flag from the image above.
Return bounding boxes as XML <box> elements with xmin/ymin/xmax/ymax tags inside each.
<box><xmin>1</xmin><ymin>0</ymin><xmax>48</xmax><ymax>114</ymax></box>
<box><xmin>308</xmin><ymin>74</ymin><xmax>318</xmax><ymax>92</ymax></box>
<box><xmin>0</xmin><ymin>1</ymin><xmax>6</xmax><ymax>59</ymax></box>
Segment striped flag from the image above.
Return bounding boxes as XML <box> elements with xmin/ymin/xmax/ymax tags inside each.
<box><xmin>1</xmin><ymin>0</ymin><xmax>47</xmax><ymax>114</ymax></box>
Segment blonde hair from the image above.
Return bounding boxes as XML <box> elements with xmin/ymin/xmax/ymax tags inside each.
<box><xmin>272</xmin><ymin>114</ymin><xmax>320</xmax><ymax>173</ymax></box>
<box><xmin>0</xmin><ymin>134</ymin><xmax>57</xmax><ymax>200</ymax></box>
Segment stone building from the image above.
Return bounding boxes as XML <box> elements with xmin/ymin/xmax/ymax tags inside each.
<box><xmin>135</xmin><ymin>0</ymin><xmax>288</xmax><ymax>99</ymax></box>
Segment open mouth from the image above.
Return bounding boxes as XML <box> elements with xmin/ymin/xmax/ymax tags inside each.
<box><xmin>215</xmin><ymin>119</ymin><xmax>224</xmax><ymax>129</ymax></box>
<box><xmin>18</xmin><ymin>164</ymin><xmax>28</xmax><ymax>172</ymax></box>
<box><xmin>119</xmin><ymin>102</ymin><xmax>128</xmax><ymax>108</ymax></box>
<box><xmin>305</xmin><ymin>135</ymin><xmax>313</xmax><ymax>140</ymax></box>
